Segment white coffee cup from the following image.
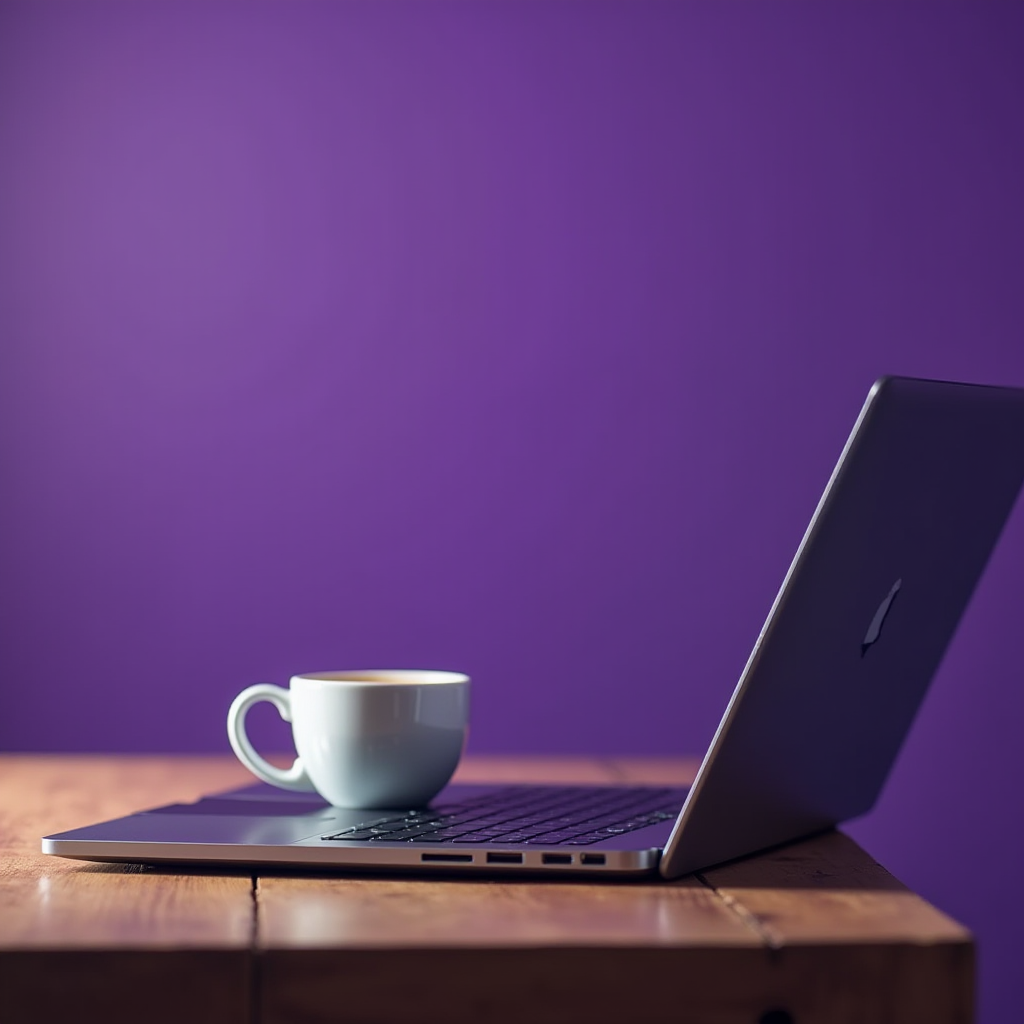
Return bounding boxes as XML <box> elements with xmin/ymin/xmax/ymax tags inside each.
<box><xmin>226</xmin><ymin>670</ymin><xmax>470</xmax><ymax>808</ymax></box>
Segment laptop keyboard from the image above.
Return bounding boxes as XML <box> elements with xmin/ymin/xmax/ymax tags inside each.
<box><xmin>321</xmin><ymin>785</ymin><xmax>683</xmax><ymax>846</ymax></box>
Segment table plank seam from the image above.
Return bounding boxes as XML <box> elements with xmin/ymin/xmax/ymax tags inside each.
<box><xmin>250</xmin><ymin>875</ymin><xmax>261</xmax><ymax>1024</ymax></box>
<box><xmin>695</xmin><ymin>871</ymin><xmax>784</xmax><ymax>950</ymax></box>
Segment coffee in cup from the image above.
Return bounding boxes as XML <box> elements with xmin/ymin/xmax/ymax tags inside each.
<box><xmin>226</xmin><ymin>670</ymin><xmax>470</xmax><ymax>808</ymax></box>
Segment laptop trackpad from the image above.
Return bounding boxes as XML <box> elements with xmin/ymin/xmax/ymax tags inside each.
<box><xmin>144</xmin><ymin>795</ymin><xmax>392</xmax><ymax>843</ymax></box>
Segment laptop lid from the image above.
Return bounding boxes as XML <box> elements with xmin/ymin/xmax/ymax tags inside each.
<box><xmin>660</xmin><ymin>376</ymin><xmax>1024</xmax><ymax>877</ymax></box>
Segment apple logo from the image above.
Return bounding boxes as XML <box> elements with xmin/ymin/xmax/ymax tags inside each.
<box><xmin>862</xmin><ymin>579</ymin><xmax>902</xmax><ymax>657</ymax></box>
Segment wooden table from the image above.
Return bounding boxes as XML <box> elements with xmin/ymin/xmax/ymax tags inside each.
<box><xmin>0</xmin><ymin>755</ymin><xmax>972</xmax><ymax>1024</ymax></box>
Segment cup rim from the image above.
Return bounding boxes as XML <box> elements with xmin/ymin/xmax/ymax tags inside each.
<box><xmin>292</xmin><ymin>669</ymin><xmax>469</xmax><ymax>686</ymax></box>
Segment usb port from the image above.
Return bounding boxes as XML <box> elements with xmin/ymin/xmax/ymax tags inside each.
<box><xmin>486</xmin><ymin>852</ymin><xmax>523</xmax><ymax>865</ymax></box>
<box><xmin>542</xmin><ymin>853</ymin><xmax>572</xmax><ymax>865</ymax></box>
<box><xmin>580</xmin><ymin>853</ymin><xmax>606</xmax><ymax>865</ymax></box>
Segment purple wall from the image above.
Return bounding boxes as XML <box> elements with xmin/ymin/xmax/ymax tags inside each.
<box><xmin>2</xmin><ymin>2</ymin><xmax>1023</xmax><ymax>1019</ymax></box>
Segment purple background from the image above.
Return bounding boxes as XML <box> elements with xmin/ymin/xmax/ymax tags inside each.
<box><xmin>2</xmin><ymin>2</ymin><xmax>1023</xmax><ymax>1019</ymax></box>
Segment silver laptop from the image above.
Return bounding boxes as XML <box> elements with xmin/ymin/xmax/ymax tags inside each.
<box><xmin>43</xmin><ymin>376</ymin><xmax>1024</xmax><ymax>879</ymax></box>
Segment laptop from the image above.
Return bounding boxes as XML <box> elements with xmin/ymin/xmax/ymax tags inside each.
<box><xmin>43</xmin><ymin>376</ymin><xmax>1024</xmax><ymax>879</ymax></box>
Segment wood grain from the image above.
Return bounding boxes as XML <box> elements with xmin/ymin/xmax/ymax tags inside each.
<box><xmin>255</xmin><ymin>758</ymin><xmax>972</xmax><ymax>1024</ymax></box>
<box><xmin>0</xmin><ymin>755</ymin><xmax>975</xmax><ymax>1024</ymax></box>
<box><xmin>0</xmin><ymin>755</ymin><xmax>254</xmax><ymax>946</ymax></box>
<box><xmin>256</xmin><ymin>874</ymin><xmax>757</xmax><ymax>949</ymax></box>
<box><xmin>700</xmin><ymin>829</ymin><xmax>970</xmax><ymax>946</ymax></box>
<box><xmin>697</xmin><ymin>830</ymin><xmax>974</xmax><ymax>1024</ymax></box>
<box><xmin>255</xmin><ymin>845</ymin><xmax>974</xmax><ymax>1024</ymax></box>
<box><xmin>0</xmin><ymin>756</ymin><xmax>254</xmax><ymax>1024</ymax></box>
<box><xmin>255</xmin><ymin>875</ymin><xmax>767</xmax><ymax>1024</ymax></box>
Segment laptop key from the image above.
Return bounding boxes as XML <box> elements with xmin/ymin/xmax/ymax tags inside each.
<box><xmin>367</xmin><ymin>829</ymin><xmax>435</xmax><ymax>841</ymax></box>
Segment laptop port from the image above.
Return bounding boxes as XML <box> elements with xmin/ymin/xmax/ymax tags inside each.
<box><xmin>580</xmin><ymin>854</ymin><xmax>606</xmax><ymax>865</ymax></box>
<box><xmin>486</xmin><ymin>852</ymin><xmax>523</xmax><ymax>865</ymax></box>
<box><xmin>542</xmin><ymin>853</ymin><xmax>572</xmax><ymax>865</ymax></box>
<box><xmin>420</xmin><ymin>853</ymin><xmax>472</xmax><ymax>863</ymax></box>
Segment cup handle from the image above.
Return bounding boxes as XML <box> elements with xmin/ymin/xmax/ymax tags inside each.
<box><xmin>227</xmin><ymin>683</ymin><xmax>317</xmax><ymax>792</ymax></box>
